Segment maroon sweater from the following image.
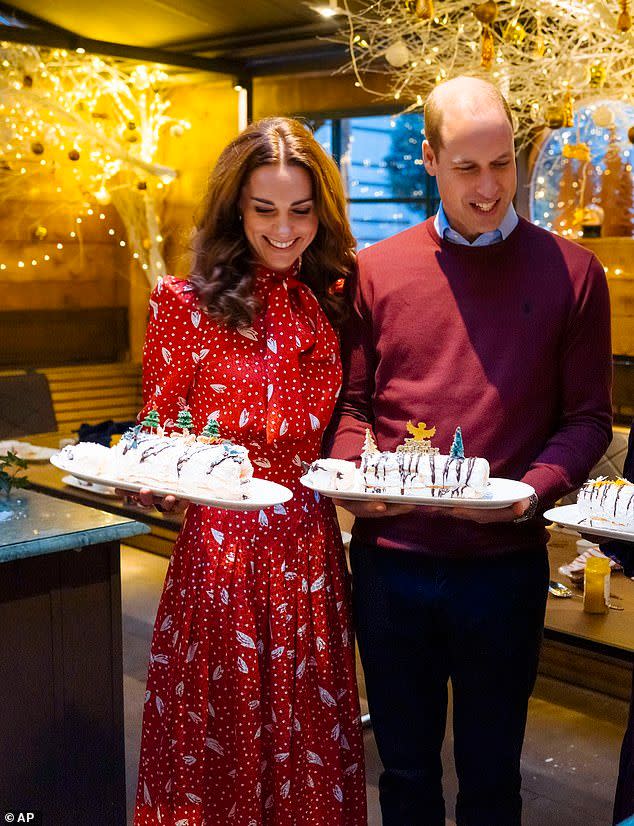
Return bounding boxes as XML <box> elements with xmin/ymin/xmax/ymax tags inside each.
<box><xmin>325</xmin><ymin>217</ymin><xmax>613</xmax><ymax>558</ymax></box>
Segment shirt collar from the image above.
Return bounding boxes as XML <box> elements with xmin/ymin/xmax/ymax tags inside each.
<box><xmin>434</xmin><ymin>202</ymin><xmax>518</xmax><ymax>247</ymax></box>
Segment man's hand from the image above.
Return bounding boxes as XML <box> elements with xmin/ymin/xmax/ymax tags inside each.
<box><xmin>451</xmin><ymin>496</ymin><xmax>531</xmax><ymax>524</ymax></box>
<box><xmin>333</xmin><ymin>498</ymin><xmax>416</xmax><ymax>518</ymax></box>
<box><xmin>115</xmin><ymin>487</ymin><xmax>188</xmax><ymax>514</ymax></box>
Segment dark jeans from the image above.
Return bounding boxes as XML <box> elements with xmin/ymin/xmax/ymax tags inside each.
<box><xmin>614</xmin><ymin>668</ymin><xmax>634</xmax><ymax>824</ymax></box>
<box><xmin>350</xmin><ymin>539</ymin><xmax>549</xmax><ymax>826</ymax></box>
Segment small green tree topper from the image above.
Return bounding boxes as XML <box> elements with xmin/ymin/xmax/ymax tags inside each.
<box><xmin>175</xmin><ymin>407</ymin><xmax>194</xmax><ymax>434</ymax></box>
<box><xmin>142</xmin><ymin>407</ymin><xmax>160</xmax><ymax>432</ymax></box>
<box><xmin>449</xmin><ymin>426</ymin><xmax>465</xmax><ymax>459</ymax></box>
<box><xmin>201</xmin><ymin>416</ymin><xmax>220</xmax><ymax>442</ymax></box>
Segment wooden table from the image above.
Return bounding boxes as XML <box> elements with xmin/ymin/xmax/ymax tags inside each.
<box><xmin>545</xmin><ymin>530</ymin><xmax>634</xmax><ymax>662</ymax></box>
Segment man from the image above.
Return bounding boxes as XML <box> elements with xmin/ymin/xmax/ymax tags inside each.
<box><xmin>325</xmin><ymin>76</ymin><xmax>613</xmax><ymax>825</ymax></box>
<box><xmin>600</xmin><ymin>423</ymin><xmax>633</xmax><ymax>825</ymax></box>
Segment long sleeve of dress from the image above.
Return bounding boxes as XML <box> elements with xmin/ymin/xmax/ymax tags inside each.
<box><xmin>140</xmin><ymin>276</ymin><xmax>205</xmax><ymax>429</ymax></box>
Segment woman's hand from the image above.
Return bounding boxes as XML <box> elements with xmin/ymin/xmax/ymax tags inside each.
<box><xmin>115</xmin><ymin>487</ymin><xmax>188</xmax><ymax>514</ymax></box>
<box><xmin>333</xmin><ymin>498</ymin><xmax>416</xmax><ymax>518</ymax></box>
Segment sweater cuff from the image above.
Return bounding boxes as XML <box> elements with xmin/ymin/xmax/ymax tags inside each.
<box><xmin>520</xmin><ymin>465</ymin><xmax>572</xmax><ymax>510</ymax></box>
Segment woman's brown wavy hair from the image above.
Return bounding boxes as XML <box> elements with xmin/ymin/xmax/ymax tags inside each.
<box><xmin>189</xmin><ymin>117</ymin><xmax>356</xmax><ymax>329</ymax></box>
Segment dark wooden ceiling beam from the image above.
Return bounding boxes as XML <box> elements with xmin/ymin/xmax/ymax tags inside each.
<box><xmin>0</xmin><ymin>1</ymin><xmax>245</xmax><ymax>75</ymax></box>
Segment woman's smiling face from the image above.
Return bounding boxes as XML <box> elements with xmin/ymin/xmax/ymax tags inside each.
<box><xmin>239</xmin><ymin>163</ymin><xmax>319</xmax><ymax>272</ymax></box>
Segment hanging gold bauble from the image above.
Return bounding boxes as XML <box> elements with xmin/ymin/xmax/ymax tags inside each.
<box><xmin>169</xmin><ymin>123</ymin><xmax>185</xmax><ymax>137</ymax></box>
<box><xmin>33</xmin><ymin>225</ymin><xmax>48</xmax><ymax>241</ymax></box>
<box><xmin>480</xmin><ymin>25</ymin><xmax>495</xmax><ymax>69</ymax></box>
<box><xmin>124</xmin><ymin>128</ymin><xmax>139</xmax><ymax>143</ymax></box>
<box><xmin>545</xmin><ymin>105</ymin><xmax>565</xmax><ymax>129</ymax></box>
<box><xmin>68</xmin><ymin>149</ymin><xmax>80</xmax><ymax>161</ymax></box>
<box><xmin>616</xmin><ymin>0</ymin><xmax>631</xmax><ymax>31</ymax></box>
<box><xmin>628</xmin><ymin>125</ymin><xmax>634</xmax><ymax>143</ymax></box>
<box><xmin>415</xmin><ymin>0</ymin><xmax>434</xmax><ymax>20</ymax></box>
<box><xmin>136</xmin><ymin>181</ymin><xmax>148</xmax><ymax>190</ymax></box>
<box><xmin>22</xmin><ymin>74</ymin><xmax>33</xmax><ymax>88</ymax></box>
<box><xmin>504</xmin><ymin>20</ymin><xmax>527</xmax><ymax>45</ymax></box>
<box><xmin>30</xmin><ymin>141</ymin><xmax>44</xmax><ymax>155</ymax></box>
<box><xmin>474</xmin><ymin>0</ymin><xmax>498</xmax><ymax>24</ymax></box>
<box><xmin>589</xmin><ymin>62</ymin><xmax>607</xmax><ymax>88</ymax></box>
<box><xmin>562</xmin><ymin>92</ymin><xmax>574</xmax><ymax>128</ymax></box>
<box><xmin>142</xmin><ymin>238</ymin><xmax>152</xmax><ymax>250</ymax></box>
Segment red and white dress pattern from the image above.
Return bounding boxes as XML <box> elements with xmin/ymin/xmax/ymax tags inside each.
<box><xmin>134</xmin><ymin>268</ymin><xmax>366</xmax><ymax>826</ymax></box>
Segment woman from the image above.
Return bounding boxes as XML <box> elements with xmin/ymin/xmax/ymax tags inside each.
<box><xmin>133</xmin><ymin>118</ymin><xmax>367</xmax><ymax>825</ymax></box>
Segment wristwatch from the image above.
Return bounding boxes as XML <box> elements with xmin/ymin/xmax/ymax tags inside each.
<box><xmin>513</xmin><ymin>492</ymin><xmax>539</xmax><ymax>523</ymax></box>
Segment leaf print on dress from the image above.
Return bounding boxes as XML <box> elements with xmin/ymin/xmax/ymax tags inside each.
<box><xmin>310</xmin><ymin>573</ymin><xmax>325</xmax><ymax>593</ymax></box>
<box><xmin>309</xmin><ymin>413</ymin><xmax>320</xmax><ymax>431</ymax></box>
<box><xmin>161</xmin><ymin>347</ymin><xmax>172</xmax><ymax>365</ymax></box>
<box><xmin>186</xmin><ymin>642</ymin><xmax>199</xmax><ymax>663</ymax></box>
<box><xmin>186</xmin><ymin>792</ymin><xmax>202</xmax><ymax>804</ymax></box>
<box><xmin>150</xmin><ymin>299</ymin><xmax>159</xmax><ymax>319</ymax></box>
<box><xmin>237</xmin><ymin>630</ymin><xmax>256</xmax><ymax>649</ymax></box>
<box><xmin>333</xmin><ymin>785</ymin><xmax>344</xmax><ymax>803</ymax></box>
<box><xmin>239</xmin><ymin>408</ymin><xmax>249</xmax><ymax>428</ymax></box>
<box><xmin>211</xmin><ymin>529</ymin><xmax>224</xmax><ymax>545</ymax></box>
<box><xmin>306</xmin><ymin>750</ymin><xmax>324</xmax><ymax>766</ymax></box>
<box><xmin>210</xmin><ymin>384</ymin><xmax>226</xmax><ymax>393</ymax></box>
<box><xmin>318</xmin><ymin>686</ymin><xmax>336</xmax><ymax>707</ymax></box>
<box><xmin>266</xmin><ymin>337</ymin><xmax>278</xmax><ymax>354</ymax></box>
<box><xmin>258</xmin><ymin>509</ymin><xmax>269</xmax><ymax>527</ymax></box>
<box><xmin>191</xmin><ymin>310</ymin><xmax>201</xmax><ymax>328</ymax></box>
<box><xmin>267</xmin><ymin>383</ymin><xmax>274</xmax><ymax>401</ymax></box>
<box><xmin>279</xmin><ymin>418</ymin><xmax>288</xmax><ymax>436</ymax></box>
<box><xmin>237</xmin><ymin>656</ymin><xmax>249</xmax><ymax>674</ymax></box>
<box><xmin>205</xmin><ymin>738</ymin><xmax>225</xmax><ymax>756</ymax></box>
<box><xmin>238</xmin><ymin>326</ymin><xmax>258</xmax><ymax>341</ymax></box>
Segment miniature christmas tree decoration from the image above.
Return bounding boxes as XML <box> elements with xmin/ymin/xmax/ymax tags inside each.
<box><xmin>175</xmin><ymin>407</ymin><xmax>194</xmax><ymax>435</ymax></box>
<box><xmin>362</xmin><ymin>428</ymin><xmax>379</xmax><ymax>454</ymax></box>
<box><xmin>450</xmin><ymin>426</ymin><xmax>465</xmax><ymax>459</ymax></box>
<box><xmin>142</xmin><ymin>407</ymin><xmax>160</xmax><ymax>432</ymax></box>
<box><xmin>200</xmin><ymin>415</ymin><xmax>221</xmax><ymax>443</ymax></box>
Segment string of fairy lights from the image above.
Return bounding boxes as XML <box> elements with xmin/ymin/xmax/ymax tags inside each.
<box><xmin>0</xmin><ymin>43</ymin><xmax>191</xmax><ymax>285</ymax></box>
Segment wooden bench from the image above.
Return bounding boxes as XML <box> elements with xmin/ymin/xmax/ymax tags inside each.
<box><xmin>0</xmin><ymin>362</ymin><xmax>143</xmax><ymax>434</ymax></box>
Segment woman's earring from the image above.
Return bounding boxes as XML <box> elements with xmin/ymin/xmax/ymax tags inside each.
<box><xmin>238</xmin><ymin>213</ymin><xmax>243</xmax><ymax>222</ymax></box>
<box><xmin>297</xmin><ymin>253</ymin><xmax>302</xmax><ymax>270</ymax></box>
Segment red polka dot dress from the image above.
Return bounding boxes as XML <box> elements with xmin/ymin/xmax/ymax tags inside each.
<box><xmin>133</xmin><ymin>267</ymin><xmax>367</xmax><ymax>826</ymax></box>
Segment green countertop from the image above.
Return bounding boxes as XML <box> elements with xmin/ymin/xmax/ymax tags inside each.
<box><xmin>0</xmin><ymin>488</ymin><xmax>150</xmax><ymax>563</ymax></box>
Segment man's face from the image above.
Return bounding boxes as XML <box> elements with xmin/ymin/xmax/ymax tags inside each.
<box><xmin>423</xmin><ymin>107</ymin><xmax>516</xmax><ymax>242</ymax></box>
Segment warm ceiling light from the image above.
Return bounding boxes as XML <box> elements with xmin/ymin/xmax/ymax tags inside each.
<box><xmin>310</xmin><ymin>0</ymin><xmax>345</xmax><ymax>18</ymax></box>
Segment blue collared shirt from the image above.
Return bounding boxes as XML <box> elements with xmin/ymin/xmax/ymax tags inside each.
<box><xmin>434</xmin><ymin>202</ymin><xmax>518</xmax><ymax>246</ymax></box>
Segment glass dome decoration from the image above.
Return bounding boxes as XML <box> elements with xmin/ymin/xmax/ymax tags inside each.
<box><xmin>530</xmin><ymin>99</ymin><xmax>634</xmax><ymax>238</ymax></box>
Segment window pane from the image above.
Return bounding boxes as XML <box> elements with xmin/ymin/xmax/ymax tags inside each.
<box><xmin>309</xmin><ymin>119</ymin><xmax>333</xmax><ymax>156</ymax></box>
<box><xmin>342</xmin><ymin>114</ymin><xmax>428</xmax><ymax>201</ymax></box>
<box><xmin>350</xmin><ymin>201</ymin><xmax>427</xmax><ymax>248</ymax></box>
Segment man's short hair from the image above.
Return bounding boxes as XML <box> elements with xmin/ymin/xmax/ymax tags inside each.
<box><xmin>423</xmin><ymin>78</ymin><xmax>514</xmax><ymax>156</ymax></box>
